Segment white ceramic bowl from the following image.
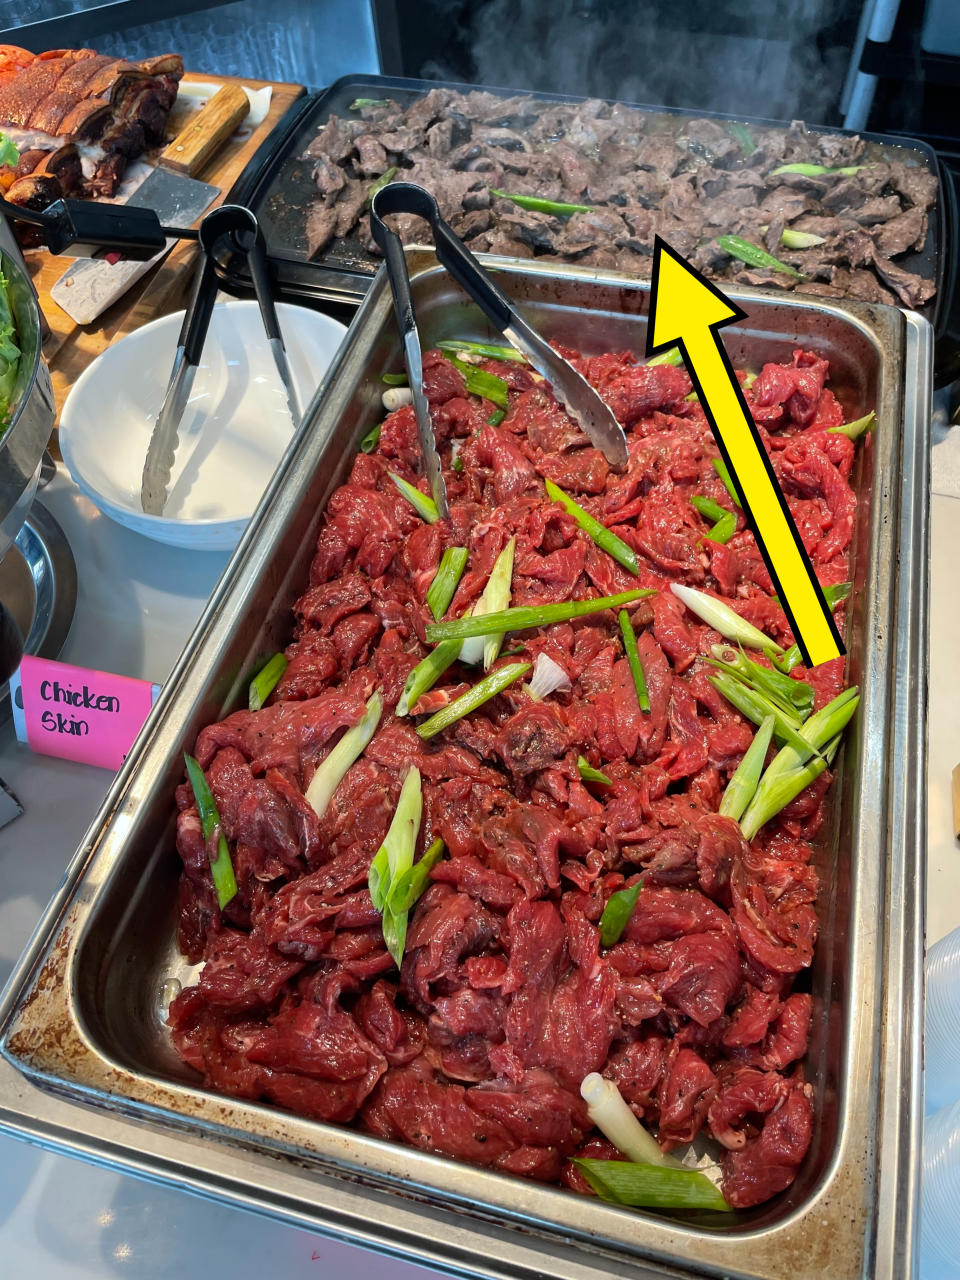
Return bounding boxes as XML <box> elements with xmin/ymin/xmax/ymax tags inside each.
<box><xmin>59</xmin><ymin>300</ymin><xmax>347</xmax><ymax>551</ymax></box>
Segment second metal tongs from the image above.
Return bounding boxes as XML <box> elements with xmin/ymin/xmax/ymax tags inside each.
<box><xmin>370</xmin><ymin>183</ymin><xmax>629</xmax><ymax>520</ymax></box>
<box><xmin>140</xmin><ymin>204</ymin><xmax>302</xmax><ymax>516</ymax></box>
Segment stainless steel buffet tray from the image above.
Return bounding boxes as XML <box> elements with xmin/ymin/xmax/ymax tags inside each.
<box><xmin>0</xmin><ymin>254</ymin><xmax>931</xmax><ymax>1280</ymax></box>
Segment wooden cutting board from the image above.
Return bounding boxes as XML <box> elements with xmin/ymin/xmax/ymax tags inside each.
<box><xmin>23</xmin><ymin>71</ymin><xmax>304</xmax><ymax>431</ymax></box>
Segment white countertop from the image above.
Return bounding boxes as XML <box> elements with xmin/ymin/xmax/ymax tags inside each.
<box><xmin>1</xmin><ymin>463</ymin><xmax>958</xmax><ymax>1279</ymax></box>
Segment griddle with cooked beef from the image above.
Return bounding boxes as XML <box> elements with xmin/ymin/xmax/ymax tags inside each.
<box><xmin>0</xmin><ymin>48</ymin><xmax>183</xmax><ymax>200</ymax></box>
<box><xmin>299</xmin><ymin>90</ymin><xmax>936</xmax><ymax>310</ymax></box>
<box><xmin>168</xmin><ymin>342</ymin><xmax>855</xmax><ymax>1211</ymax></box>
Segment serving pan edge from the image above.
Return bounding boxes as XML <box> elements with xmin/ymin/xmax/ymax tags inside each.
<box><xmin>0</xmin><ymin>257</ymin><xmax>930</xmax><ymax>1280</ymax></box>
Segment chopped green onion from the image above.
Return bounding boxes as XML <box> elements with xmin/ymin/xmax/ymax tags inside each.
<box><xmin>490</xmin><ymin>187</ymin><xmax>593</xmax><ymax>216</ymax></box>
<box><xmin>184</xmin><ymin>754</ymin><xmax>238</xmax><ymax>910</ymax></box>
<box><xmin>359</xmin><ymin>423</ymin><xmax>381</xmax><ymax>453</ymax></box>
<box><xmin>728</xmin><ymin>122</ymin><xmax>756</xmax><ymax>155</ymax></box>
<box><xmin>381</xmin><ymin>371</ymin><xmax>407</xmax><ymax>386</ymax></box>
<box><xmin>709</xmin><ymin>643</ymin><xmax>814</xmax><ymax>718</ymax></box>
<box><xmin>739</xmin><ymin>689</ymin><xmax>859</xmax><ymax>839</ymax></box>
<box><xmin>369</xmin><ymin>766</ymin><xmax>422</xmax><ymax>913</ymax></box>
<box><xmin>367</xmin><ymin>165</ymin><xmax>397</xmax><ymax>204</ymax></box>
<box><xmin>647</xmin><ymin>346</ymin><xmax>684</xmax><ymax>367</ymax></box>
<box><xmin>769</xmin><ymin>162</ymin><xmax>865</xmax><ymax>177</ymax></box>
<box><xmin>416</xmin><ymin>663</ymin><xmax>530</xmax><ymax>739</ymax></box>
<box><xmin>457</xmin><ymin>538</ymin><xmax>516</xmax><ymax>668</ymax></box>
<box><xmin>369</xmin><ymin>767</ymin><xmax>424</xmax><ymax>966</ymax></box>
<box><xmin>544</xmin><ymin>478</ymin><xmax>638</xmax><ymax>575</ymax></box>
<box><xmin>771</xmin><ymin>643</ymin><xmax>803</xmax><ymax>674</ymax></box>
<box><xmin>396</xmin><ymin>639</ymin><xmax>462</xmax><ymax>717</ymax></box>
<box><xmin>671</xmin><ymin>583</ymin><xmax>783</xmax><ymax>653</ymax></box>
<box><xmin>487</xmin><ymin>409</ymin><xmax>506</xmax><ymax>426</ymax></box>
<box><xmin>578</xmin><ymin>755</ymin><xmax>612</xmax><ymax>785</ymax></box>
<box><xmin>444</xmin><ymin>354</ymin><xmax>509</xmax><ymax>408</ymax></box>
<box><xmin>702</xmin><ymin>512</ymin><xmax>736</xmax><ymax>544</ymax></box>
<box><xmin>426</xmin><ymin>546</ymin><xmax>469</xmax><ymax>621</ymax></box>
<box><xmin>618</xmin><ymin>609</ymin><xmax>650</xmax><ymax>713</ymax></box>
<box><xmin>452</xmin><ymin>455</ymin><xmax>465</xmax><ymax>473</ymax></box>
<box><xmin>709</xmin><ymin>671</ymin><xmax>818</xmax><ymax>759</ymax></box>
<box><xmin>742</xmin><ymin>371</ymin><xmax>757</xmax><ymax>390</ymax></box>
<box><xmin>426</xmin><ymin>589</ymin><xmax>654</xmax><ymax>644</ymax></box>
<box><xmin>388</xmin><ymin>836</ymin><xmax>445</xmax><ymax>915</ymax></box>
<box><xmin>248</xmin><ymin>653</ymin><xmax>288</xmax><ymax>712</ymax></box>
<box><xmin>599</xmin><ymin>879</ymin><xmax>643</xmax><ymax>947</ymax></box>
<box><xmin>716</xmin><ymin>234</ymin><xmax>804</xmax><ymax>279</ymax></box>
<box><xmin>305</xmin><ymin>691</ymin><xmax>383</xmax><ymax>816</ymax></box>
<box><xmin>389</xmin><ymin>471</ymin><xmax>440</xmax><ymax>524</ymax></box>
<box><xmin>713</xmin><ymin>456</ymin><xmax>742</xmax><ymax>508</ymax></box>
<box><xmin>691</xmin><ymin>495</ymin><xmax>729</xmax><ymax>524</ymax></box>
<box><xmin>580</xmin><ymin>1073</ymin><xmax>681</xmax><ymax>1168</ymax></box>
<box><xmin>781</xmin><ymin>228</ymin><xmax>826</xmax><ymax>249</ymax></box>
<box><xmin>482</xmin><ymin>538</ymin><xmax>516</xmax><ymax>671</ymax></box>
<box><xmin>719</xmin><ymin>714</ymin><xmax>775</xmax><ymax>821</ymax></box>
<box><xmin>828</xmin><ymin>410</ymin><xmax>875</xmax><ymax>440</ymax></box>
<box><xmin>572</xmin><ymin>1159</ymin><xmax>729</xmax><ymax>1211</ymax></box>
<box><xmin>437</xmin><ymin>339</ymin><xmax>525</xmax><ymax>363</ymax></box>
<box><xmin>350</xmin><ymin>97</ymin><xmax>389</xmax><ymax>110</ymax></box>
<box><xmin>527</xmin><ymin>652</ymin><xmax>572</xmax><ymax>701</ymax></box>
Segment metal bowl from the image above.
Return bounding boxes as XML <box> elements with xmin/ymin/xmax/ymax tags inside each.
<box><xmin>0</xmin><ymin>237</ymin><xmax>56</xmax><ymax>562</ymax></box>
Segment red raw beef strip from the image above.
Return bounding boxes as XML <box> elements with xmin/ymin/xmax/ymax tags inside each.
<box><xmin>170</xmin><ymin>343</ymin><xmax>847</xmax><ymax>1210</ymax></box>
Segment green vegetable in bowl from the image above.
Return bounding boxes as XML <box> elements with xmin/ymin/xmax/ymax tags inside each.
<box><xmin>0</xmin><ymin>260</ymin><xmax>21</xmax><ymax>437</ymax></box>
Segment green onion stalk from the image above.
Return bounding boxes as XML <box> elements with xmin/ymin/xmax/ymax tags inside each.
<box><xmin>618</xmin><ymin>609</ymin><xmax>650</xmax><ymax>712</ymax></box>
<box><xmin>425</xmin><ymin>589</ymin><xmax>655</xmax><ymax>644</ymax></box>
<box><xmin>426</xmin><ymin>546</ymin><xmax>468</xmax><ymax>621</ymax></box>
<box><xmin>184</xmin><ymin>754</ymin><xmax>238</xmax><ymax>909</ymax></box>
<box><xmin>389</xmin><ymin>471</ymin><xmax>440</xmax><ymax>523</ymax></box>
<box><xmin>437</xmin><ymin>339</ymin><xmax>525</xmax><ymax>363</ymax></box>
<box><xmin>828</xmin><ymin>410</ymin><xmax>875</xmax><ymax>440</ymax></box>
<box><xmin>443</xmin><ymin>353</ymin><xmax>510</xmax><ymax>408</ymax></box>
<box><xmin>670</xmin><ymin>583</ymin><xmax>783</xmax><ymax>653</ymax></box>
<box><xmin>490</xmin><ymin>188</ymin><xmax>593</xmax><ymax>216</ymax></box>
<box><xmin>709</xmin><ymin>670</ymin><xmax>818</xmax><ymax>758</ymax></box>
<box><xmin>572</xmin><ymin>1158</ymin><xmax>729</xmax><ymax>1211</ymax></box>
<box><xmin>544</xmin><ymin>478</ymin><xmax>639</xmax><ymax>575</ymax></box>
<box><xmin>719</xmin><ymin>714</ymin><xmax>775</xmax><ymax>821</ymax></box>
<box><xmin>395</xmin><ymin>640</ymin><xmax>462</xmax><ymax>718</ymax></box>
<box><xmin>578</xmin><ymin>755</ymin><xmax>612</xmax><ymax>785</ymax></box>
<box><xmin>599</xmin><ymin>880</ymin><xmax>643</xmax><ymax>947</ymax></box>
<box><xmin>713</xmin><ymin>456</ymin><xmax>742</xmax><ymax>508</ymax></box>
<box><xmin>248</xmin><ymin>653</ymin><xmax>288</xmax><ymax>711</ymax></box>
<box><xmin>458</xmin><ymin>537</ymin><xmax>516</xmax><ymax>669</ymax></box>
<box><xmin>305</xmin><ymin>691</ymin><xmax>383</xmax><ymax>815</ymax></box>
<box><xmin>709</xmin><ymin>643</ymin><xmax>814</xmax><ymax>718</ymax></box>
<box><xmin>715</xmin><ymin>234</ymin><xmax>804</xmax><ymax>280</ymax></box>
<box><xmin>739</xmin><ymin>688</ymin><xmax>859</xmax><ymax>839</ymax></box>
<box><xmin>416</xmin><ymin>662</ymin><xmax>530</xmax><ymax>739</ymax></box>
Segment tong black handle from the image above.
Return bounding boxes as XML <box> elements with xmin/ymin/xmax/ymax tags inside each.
<box><xmin>369</xmin><ymin>185</ymin><xmax>420</xmax><ymax>342</ymax></box>
<box><xmin>370</xmin><ymin>182</ymin><xmax>513</xmax><ymax>332</ymax></box>
<box><xmin>177</xmin><ymin>241</ymin><xmax>218</xmax><ymax>366</ymax></box>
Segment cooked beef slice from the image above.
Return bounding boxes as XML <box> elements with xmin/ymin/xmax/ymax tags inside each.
<box><xmin>295</xmin><ymin>94</ymin><xmax>937</xmax><ymax>310</ymax></box>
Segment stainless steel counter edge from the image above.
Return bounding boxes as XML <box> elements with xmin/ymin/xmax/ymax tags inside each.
<box><xmin>871</xmin><ymin>311</ymin><xmax>931</xmax><ymax>1279</ymax></box>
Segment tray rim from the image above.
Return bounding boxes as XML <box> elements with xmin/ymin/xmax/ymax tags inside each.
<box><xmin>0</xmin><ymin>260</ymin><xmax>932</xmax><ymax>1280</ymax></box>
<box><xmin>220</xmin><ymin>72</ymin><xmax>945</xmax><ymax>318</ymax></box>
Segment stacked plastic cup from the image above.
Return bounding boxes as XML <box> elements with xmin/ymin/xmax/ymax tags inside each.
<box><xmin>922</xmin><ymin>1101</ymin><xmax>960</xmax><ymax>1277</ymax></box>
<box><xmin>922</xmin><ymin>927</ymin><xmax>960</xmax><ymax>1278</ymax></box>
<box><xmin>925</xmin><ymin>927</ymin><xmax>960</xmax><ymax>1114</ymax></box>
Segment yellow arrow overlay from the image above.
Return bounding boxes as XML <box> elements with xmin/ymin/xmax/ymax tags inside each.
<box><xmin>646</xmin><ymin>237</ymin><xmax>844</xmax><ymax>668</ymax></box>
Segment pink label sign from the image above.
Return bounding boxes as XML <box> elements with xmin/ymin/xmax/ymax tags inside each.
<box><xmin>17</xmin><ymin>655</ymin><xmax>158</xmax><ymax>770</ymax></box>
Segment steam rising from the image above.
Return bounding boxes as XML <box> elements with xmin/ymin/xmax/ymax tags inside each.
<box><xmin>424</xmin><ymin>0</ymin><xmax>851</xmax><ymax>126</ymax></box>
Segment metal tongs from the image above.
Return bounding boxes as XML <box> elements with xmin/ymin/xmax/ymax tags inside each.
<box><xmin>370</xmin><ymin>182</ymin><xmax>629</xmax><ymax>520</ymax></box>
<box><xmin>140</xmin><ymin>204</ymin><xmax>302</xmax><ymax>516</ymax></box>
